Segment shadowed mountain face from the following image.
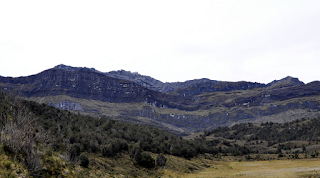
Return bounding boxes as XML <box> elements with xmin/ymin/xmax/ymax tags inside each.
<box><xmin>0</xmin><ymin>67</ymin><xmax>194</xmax><ymax>109</ymax></box>
<box><xmin>105</xmin><ymin>68</ymin><xmax>267</xmax><ymax>96</ymax></box>
<box><xmin>1</xmin><ymin>64</ymin><xmax>319</xmax><ymax>134</ymax></box>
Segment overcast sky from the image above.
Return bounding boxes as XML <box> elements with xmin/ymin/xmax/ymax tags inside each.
<box><xmin>1</xmin><ymin>1</ymin><xmax>320</xmax><ymax>84</ymax></box>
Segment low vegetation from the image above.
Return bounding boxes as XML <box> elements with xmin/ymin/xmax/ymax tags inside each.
<box><xmin>205</xmin><ymin>118</ymin><xmax>320</xmax><ymax>143</ymax></box>
<box><xmin>0</xmin><ymin>89</ymin><xmax>251</xmax><ymax>177</ymax></box>
<box><xmin>2</xmin><ymin>88</ymin><xmax>320</xmax><ymax>177</ymax></box>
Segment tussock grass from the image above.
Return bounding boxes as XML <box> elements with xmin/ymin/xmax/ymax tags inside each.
<box><xmin>0</xmin><ymin>144</ymin><xmax>28</xmax><ymax>178</ymax></box>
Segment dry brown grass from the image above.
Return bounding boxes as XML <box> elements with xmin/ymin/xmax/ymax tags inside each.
<box><xmin>162</xmin><ymin>158</ymin><xmax>320</xmax><ymax>178</ymax></box>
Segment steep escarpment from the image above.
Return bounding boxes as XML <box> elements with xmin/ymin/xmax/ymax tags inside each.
<box><xmin>103</xmin><ymin>67</ymin><xmax>307</xmax><ymax>99</ymax></box>
<box><xmin>223</xmin><ymin>81</ymin><xmax>320</xmax><ymax>108</ymax></box>
<box><xmin>168</xmin><ymin>80</ymin><xmax>266</xmax><ymax>97</ymax></box>
<box><xmin>0</xmin><ymin>68</ymin><xmax>195</xmax><ymax>110</ymax></box>
<box><xmin>105</xmin><ymin>69</ymin><xmax>267</xmax><ymax>97</ymax></box>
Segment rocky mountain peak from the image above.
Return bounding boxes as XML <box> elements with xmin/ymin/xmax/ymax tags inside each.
<box><xmin>54</xmin><ymin>64</ymin><xmax>79</xmax><ymax>71</ymax></box>
<box><xmin>267</xmin><ymin>76</ymin><xmax>304</xmax><ymax>89</ymax></box>
<box><xmin>54</xmin><ymin>64</ymin><xmax>98</xmax><ymax>73</ymax></box>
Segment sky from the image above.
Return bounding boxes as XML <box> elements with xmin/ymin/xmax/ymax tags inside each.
<box><xmin>0</xmin><ymin>0</ymin><xmax>320</xmax><ymax>84</ymax></box>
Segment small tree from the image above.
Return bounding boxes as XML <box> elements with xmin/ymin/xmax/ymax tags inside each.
<box><xmin>0</xmin><ymin>90</ymin><xmax>48</xmax><ymax>177</ymax></box>
<box><xmin>130</xmin><ymin>145</ymin><xmax>155</xmax><ymax>168</ymax></box>
<box><xmin>102</xmin><ymin>143</ymin><xmax>113</xmax><ymax>157</ymax></box>
<box><xmin>132</xmin><ymin>146</ymin><xmax>142</xmax><ymax>163</ymax></box>
<box><xmin>90</xmin><ymin>141</ymin><xmax>99</xmax><ymax>153</ymax></box>
<box><xmin>68</xmin><ymin>143</ymin><xmax>82</xmax><ymax>162</ymax></box>
<box><xmin>139</xmin><ymin>152</ymin><xmax>155</xmax><ymax>168</ymax></box>
<box><xmin>156</xmin><ymin>153</ymin><xmax>167</xmax><ymax>167</ymax></box>
<box><xmin>130</xmin><ymin>144</ymin><xmax>141</xmax><ymax>160</ymax></box>
<box><xmin>79</xmin><ymin>153</ymin><xmax>89</xmax><ymax>168</ymax></box>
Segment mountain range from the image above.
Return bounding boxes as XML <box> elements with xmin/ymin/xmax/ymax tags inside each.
<box><xmin>1</xmin><ymin>64</ymin><xmax>320</xmax><ymax>135</ymax></box>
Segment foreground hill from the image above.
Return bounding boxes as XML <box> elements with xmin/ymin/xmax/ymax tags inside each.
<box><xmin>0</xmin><ymin>89</ymin><xmax>251</xmax><ymax>177</ymax></box>
<box><xmin>3</xmin><ymin>89</ymin><xmax>320</xmax><ymax>177</ymax></box>
<box><xmin>1</xmin><ymin>64</ymin><xmax>320</xmax><ymax>134</ymax></box>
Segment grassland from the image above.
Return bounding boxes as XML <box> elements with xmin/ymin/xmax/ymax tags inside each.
<box><xmin>163</xmin><ymin>156</ymin><xmax>320</xmax><ymax>178</ymax></box>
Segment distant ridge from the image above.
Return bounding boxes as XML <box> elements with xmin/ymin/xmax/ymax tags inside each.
<box><xmin>53</xmin><ymin>64</ymin><xmax>305</xmax><ymax>96</ymax></box>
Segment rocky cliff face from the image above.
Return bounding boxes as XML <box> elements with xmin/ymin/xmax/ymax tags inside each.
<box><xmin>0</xmin><ymin>67</ymin><xmax>194</xmax><ymax>110</ymax></box>
<box><xmin>103</xmin><ymin>67</ymin><xmax>308</xmax><ymax>99</ymax></box>
<box><xmin>223</xmin><ymin>81</ymin><xmax>320</xmax><ymax>108</ymax></box>
<box><xmin>53</xmin><ymin>65</ymin><xmax>305</xmax><ymax>98</ymax></box>
<box><xmin>168</xmin><ymin>80</ymin><xmax>266</xmax><ymax>98</ymax></box>
<box><xmin>105</xmin><ymin>69</ymin><xmax>267</xmax><ymax>97</ymax></box>
<box><xmin>48</xmin><ymin>101</ymin><xmax>84</xmax><ymax>111</ymax></box>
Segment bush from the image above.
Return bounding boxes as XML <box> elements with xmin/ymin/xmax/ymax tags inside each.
<box><xmin>90</xmin><ymin>141</ymin><xmax>99</xmax><ymax>153</ymax></box>
<box><xmin>46</xmin><ymin>147</ymin><xmax>53</xmax><ymax>156</ymax></box>
<box><xmin>138</xmin><ymin>152</ymin><xmax>155</xmax><ymax>168</ymax></box>
<box><xmin>4</xmin><ymin>161</ymin><xmax>12</xmax><ymax>170</ymax></box>
<box><xmin>79</xmin><ymin>153</ymin><xmax>89</xmax><ymax>168</ymax></box>
<box><xmin>130</xmin><ymin>144</ymin><xmax>140</xmax><ymax>160</ymax></box>
<box><xmin>130</xmin><ymin>145</ymin><xmax>155</xmax><ymax>168</ymax></box>
<box><xmin>131</xmin><ymin>146</ymin><xmax>142</xmax><ymax>163</ymax></box>
<box><xmin>68</xmin><ymin>143</ymin><xmax>82</xmax><ymax>161</ymax></box>
<box><xmin>102</xmin><ymin>144</ymin><xmax>113</xmax><ymax>157</ymax></box>
<box><xmin>156</xmin><ymin>153</ymin><xmax>166</xmax><ymax>167</ymax></box>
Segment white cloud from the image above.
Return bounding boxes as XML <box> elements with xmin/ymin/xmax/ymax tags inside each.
<box><xmin>241</xmin><ymin>43</ymin><xmax>319</xmax><ymax>83</ymax></box>
<box><xmin>0</xmin><ymin>0</ymin><xmax>320</xmax><ymax>83</ymax></box>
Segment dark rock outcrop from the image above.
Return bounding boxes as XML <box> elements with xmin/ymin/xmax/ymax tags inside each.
<box><xmin>168</xmin><ymin>80</ymin><xmax>266</xmax><ymax>98</ymax></box>
<box><xmin>105</xmin><ymin>69</ymin><xmax>267</xmax><ymax>97</ymax></box>
<box><xmin>53</xmin><ymin>65</ymin><xmax>305</xmax><ymax>99</ymax></box>
<box><xmin>224</xmin><ymin>81</ymin><xmax>320</xmax><ymax>108</ymax></box>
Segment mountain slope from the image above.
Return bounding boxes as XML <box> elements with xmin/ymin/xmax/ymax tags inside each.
<box><xmin>0</xmin><ymin>67</ymin><xmax>195</xmax><ymax>109</ymax></box>
<box><xmin>104</xmin><ymin>67</ymin><xmax>267</xmax><ymax>97</ymax></box>
<box><xmin>1</xmin><ymin>65</ymin><xmax>320</xmax><ymax>134</ymax></box>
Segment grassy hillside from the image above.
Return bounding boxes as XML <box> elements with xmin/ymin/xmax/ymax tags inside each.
<box><xmin>3</xmin><ymin>88</ymin><xmax>320</xmax><ymax>177</ymax></box>
<box><xmin>0</xmin><ymin>90</ymin><xmax>252</xmax><ymax>177</ymax></box>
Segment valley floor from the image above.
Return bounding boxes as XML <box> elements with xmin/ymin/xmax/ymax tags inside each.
<box><xmin>163</xmin><ymin>157</ymin><xmax>320</xmax><ymax>178</ymax></box>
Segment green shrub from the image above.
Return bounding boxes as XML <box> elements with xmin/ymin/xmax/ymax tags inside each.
<box><xmin>46</xmin><ymin>147</ymin><xmax>53</xmax><ymax>156</ymax></box>
<box><xmin>68</xmin><ymin>143</ymin><xmax>82</xmax><ymax>161</ymax></box>
<box><xmin>7</xmin><ymin>173</ymin><xmax>16</xmax><ymax>178</ymax></box>
<box><xmin>138</xmin><ymin>152</ymin><xmax>155</xmax><ymax>168</ymax></box>
<box><xmin>130</xmin><ymin>145</ymin><xmax>155</xmax><ymax>168</ymax></box>
<box><xmin>130</xmin><ymin>144</ymin><xmax>141</xmax><ymax>162</ymax></box>
<box><xmin>102</xmin><ymin>144</ymin><xmax>113</xmax><ymax>157</ymax></box>
<box><xmin>156</xmin><ymin>153</ymin><xmax>167</xmax><ymax>167</ymax></box>
<box><xmin>79</xmin><ymin>152</ymin><xmax>89</xmax><ymax>168</ymax></box>
<box><xmin>90</xmin><ymin>141</ymin><xmax>99</xmax><ymax>153</ymax></box>
<box><xmin>0</xmin><ymin>144</ymin><xmax>3</xmax><ymax>153</ymax></box>
<box><xmin>4</xmin><ymin>161</ymin><xmax>12</xmax><ymax>170</ymax></box>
